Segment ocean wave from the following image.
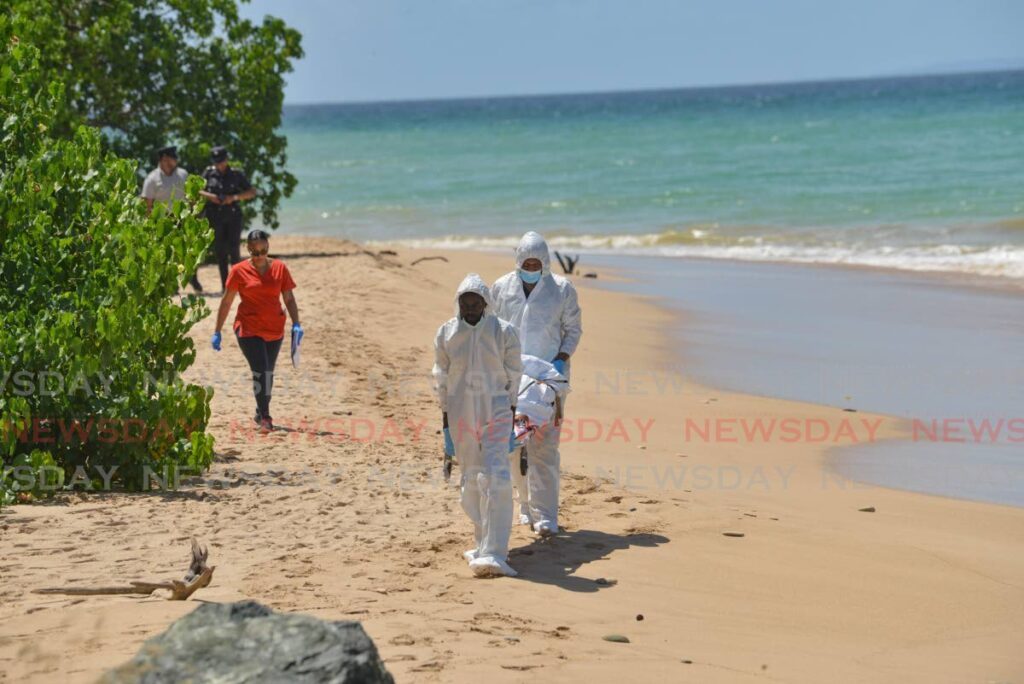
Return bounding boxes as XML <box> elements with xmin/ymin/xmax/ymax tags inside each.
<box><xmin>370</xmin><ymin>232</ymin><xmax>1024</xmax><ymax>281</ymax></box>
<box><xmin>652</xmin><ymin>243</ymin><xmax>1024</xmax><ymax>280</ymax></box>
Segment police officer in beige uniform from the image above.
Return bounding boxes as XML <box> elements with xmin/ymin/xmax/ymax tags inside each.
<box><xmin>142</xmin><ymin>145</ymin><xmax>203</xmax><ymax>292</ymax></box>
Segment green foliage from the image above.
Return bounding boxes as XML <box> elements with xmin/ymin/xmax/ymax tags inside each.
<box><xmin>0</xmin><ymin>32</ymin><xmax>216</xmax><ymax>501</ymax></box>
<box><xmin>6</xmin><ymin>0</ymin><xmax>303</xmax><ymax>228</ymax></box>
<box><xmin>0</xmin><ymin>451</ymin><xmax>15</xmax><ymax>506</ymax></box>
<box><xmin>5</xmin><ymin>450</ymin><xmax>63</xmax><ymax>502</ymax></box>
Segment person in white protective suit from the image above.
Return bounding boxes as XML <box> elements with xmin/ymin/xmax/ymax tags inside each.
<box><xmin>433</xmin><ymin>274</ymin><xmax>523</xmax><ymax>577</ymax></box>
<box><xmin>491</xmin><ymin>232</ymin><xmax>583</xmax><ymax>537</ymax></box>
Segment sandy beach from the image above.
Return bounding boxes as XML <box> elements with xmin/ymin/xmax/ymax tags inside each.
<box><xmin>1</xmin><ymin>236</ymin><xmax>1022</xmax><ymax>683</ymax></box>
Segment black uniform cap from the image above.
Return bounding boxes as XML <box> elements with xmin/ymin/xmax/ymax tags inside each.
<box><xmin>157</xmin><ymin>145</ymin><xmax>178</xmax><ymax>159</ymax></box>
<box><xmin>210</xmin><ymin>146</ymin><xmax>229</xmax><ymax>163</ymax></box>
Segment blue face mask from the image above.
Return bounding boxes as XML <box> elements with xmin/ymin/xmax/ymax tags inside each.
<box><xmin>519</xmin><ymin>268</ymin><xmax>542</xmax><ymax>284</ymax></box>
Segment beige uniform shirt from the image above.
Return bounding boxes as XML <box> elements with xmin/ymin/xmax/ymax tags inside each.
<box><xmin>141</xmin><ymin>167</ymin><xmax>188</xmax><ymax>206</ymax></box>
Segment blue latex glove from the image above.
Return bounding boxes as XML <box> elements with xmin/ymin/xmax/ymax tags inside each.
<box><xmin>292</xmin><ymin>323</ymin><xmax>304</xmax><ymax>346</ymax></box>
<box><xmin>552</xmin><ymin>358</ymin><xmax>566</xmax><ymax>375</ymax></box>
<box><xmin>509</xmin><ymin>430</ymin><xmax>519</xmax><ymax>453</ymax></box>
<box><xmin>443</xmin><ymin>427</ymin><xmax>454</xmax><ymax>457</ymax></box>
<box><xmin>211</xmin><ymin>331</ymin><xmax>222</xmax><ymax>351</ymax></box>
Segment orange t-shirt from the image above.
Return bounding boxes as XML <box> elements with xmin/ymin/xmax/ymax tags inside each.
<box><xmin>225</xmin><ymin>259</ymin><xmax>296</xmax><ymax>341</ymax></box>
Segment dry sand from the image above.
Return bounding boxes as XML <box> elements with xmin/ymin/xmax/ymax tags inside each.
<box><xmin>1</xmin><ymin>236</ymin><xmax>1022</xmax><ymax>682</ymax></box>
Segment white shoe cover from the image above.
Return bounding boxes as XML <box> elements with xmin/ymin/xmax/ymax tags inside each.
<box><xmin>518</xmin><ymin>513</ymin><xmax>532</xmax><ymax>526</ymax></box>
<box><xmin>463</xmin><ymin>549</ymin><xmax>479</xmax><ymax>563</ymax></box>
<box><xmin>470</xmin><ymin>556</ymin><xmax>517</xmax><ymax>578</ymax></box>
<box><xmin>535</xmin><ymin>521</ymin><xmax>556</xmax><ymax>537</ymax></box>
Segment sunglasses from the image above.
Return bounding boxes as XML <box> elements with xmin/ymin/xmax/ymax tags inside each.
<box><xmin>248</xmin><ymin>247</ymin><xmax>268</xmax><ymax>256</ymax></box>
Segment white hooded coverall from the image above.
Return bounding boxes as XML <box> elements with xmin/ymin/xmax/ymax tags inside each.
<box><xmin>433</xmin><ymin>274</ymin><xmax>523</xmax><ymax>576</ymax></box>
<box><xmin>491</xmin><ymin>232</ymin><xmax>583</xmax><ymax>533</ymax></box>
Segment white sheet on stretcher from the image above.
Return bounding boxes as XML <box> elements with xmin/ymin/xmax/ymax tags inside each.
<box><xmin>515</xmin><ymin>354</ymin><xmax>570</xmax><ymax>439</ymax></box>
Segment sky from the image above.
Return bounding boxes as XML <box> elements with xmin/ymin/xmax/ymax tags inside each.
<box><xmin>239</xmin><ymin>0</ymin><xmax>1024</xmax><ymax>104</ymax></box>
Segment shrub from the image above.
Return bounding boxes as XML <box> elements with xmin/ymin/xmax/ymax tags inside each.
<box><xmin>0</xmin><ymin>30</ymin><xmax>216</xmax><ymax>502</ymax></box>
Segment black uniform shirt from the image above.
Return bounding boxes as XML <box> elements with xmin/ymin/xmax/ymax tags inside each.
<box><xmin>201</xmin><ymin>165</ymin><xmax>252</xmax><ymax>219</ymax></box>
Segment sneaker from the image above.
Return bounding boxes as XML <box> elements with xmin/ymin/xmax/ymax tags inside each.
<box><xmin>469</xmin><ymin>556</ymin><xmax>517</xmax><ymax>578</ymax></box>
<box><xmin>259</xmin><ymin>416</ymin><xmax>274</xmax><ymax>432</ymax></box>
<box><xmin>253</xmin><ymin>411</ymin><xmax>262</xmax><ymax>426</ymax></box>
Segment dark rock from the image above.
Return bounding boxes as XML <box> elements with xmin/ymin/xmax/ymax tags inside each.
<box><xmin>858</xmin><ymin>506</ymin><xmax>876</xmax><ymax>513</ymax></box>
<box><xmin>602</xmin><ymin>634</ymin><xmax>630</xmax><ymax>643</ymax></box>
<box><xmin>100</xmin><ymin>600</ymin><xmax>394</xmax><ymax>684</ymax></box>
<box><xmin>635</xmin><ymin>614</ymin><xmax>644</xmax><ymax>621</ymax></box>
<box><xmin>722</xmin><ymin>532</ymin><xmax>745</xmax><ymax>538</ymax></box>
<box><xmin>583</xmin><ymin>272</ymin><xmax>598</xmax><ymax>278</ymax></box>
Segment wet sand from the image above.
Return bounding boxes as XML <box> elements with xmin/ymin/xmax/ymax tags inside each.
<box><xmin>583</xmin><ymin>253</ymin><xmax>1024</xmax><ymax>506</ymax></box>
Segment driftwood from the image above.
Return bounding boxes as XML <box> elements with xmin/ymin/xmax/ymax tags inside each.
<box><xmin>273</xmin><ymin>250</ymin><xmax>398</xmax><ymax>260</ymax></box>
<box><xmin>33</xmin><ymin>538</ymin><xmax>215</xmax><ymax>601</ymax></box>
<box><xmin>553</xmin><ymin>251</ymin><xmax>579</xmax><ymax>275</ymax></box>
<box><xmin>410</xmin><ymin>255</ymin><xmax>449</xmax><ymax>266</ymax></box>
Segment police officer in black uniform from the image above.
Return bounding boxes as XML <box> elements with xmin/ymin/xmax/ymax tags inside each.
<box><xmin>200</xmin><ymin>146</ymin><xmax>257</xmax><ymax>290</ymax></box>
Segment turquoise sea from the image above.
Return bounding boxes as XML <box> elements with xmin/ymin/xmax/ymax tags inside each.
<box><xmin>277</xmin><ymin>70</ymin><xmax>1024</xmax><ymax>282</ymax></box>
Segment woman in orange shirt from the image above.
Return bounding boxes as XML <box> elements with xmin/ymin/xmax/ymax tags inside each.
<box><xmin>212</xmin><ymin>230</ymin><xmax>302</xmax><ymax>431</ymax></box>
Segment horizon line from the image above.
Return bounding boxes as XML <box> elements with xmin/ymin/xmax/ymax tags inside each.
<box><xmin>281</xmin><ymin>65</ymin><xmax>1024</xmax><ymax>109</ymax></box>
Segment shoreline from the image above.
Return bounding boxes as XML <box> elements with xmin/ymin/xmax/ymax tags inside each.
<box><xmin>361</xmin><ymin>239</ymin><xmax>1024</xmax><ymax>294</ymax></box>
<box><xmin>1</xmin><ymin>236</ymin><xmax>1022</xmax><ymax>683</ymax></box>
<box><xmin>575</xmin><ymin>251</ymin><xmax>1023</xmax><ymax>507</ymax></box>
